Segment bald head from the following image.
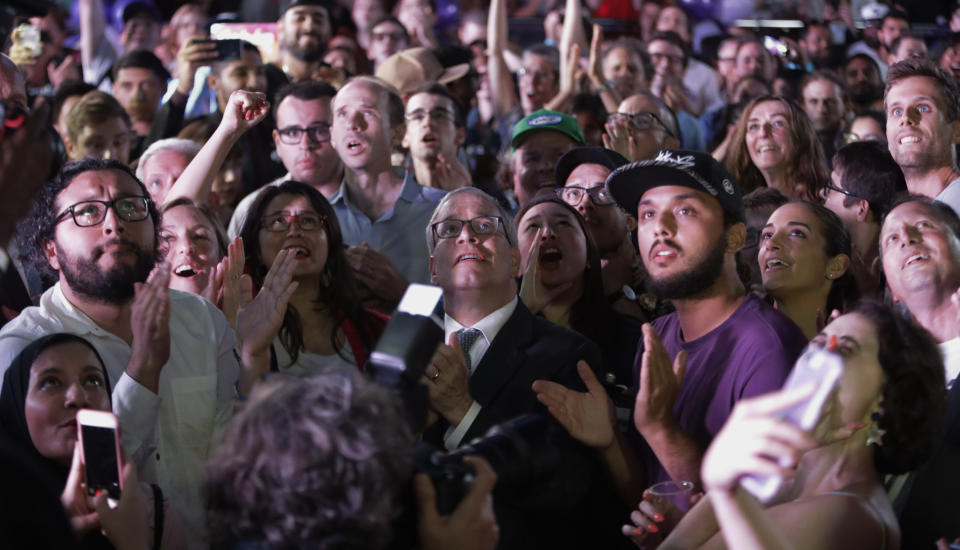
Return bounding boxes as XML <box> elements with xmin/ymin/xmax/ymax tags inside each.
<box><xmin>0</xmin><ymin>54</ymin><xmax>28</xmax><ymax>112</ymax></box>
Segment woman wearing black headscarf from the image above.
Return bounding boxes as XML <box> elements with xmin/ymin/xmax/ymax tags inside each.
<box><xmin>0</xmin><ymin>333</ymin><xmax>182</xmax><ymax>550</ymax></box>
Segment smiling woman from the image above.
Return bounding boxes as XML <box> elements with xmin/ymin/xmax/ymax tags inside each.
<box><xmin>723</xmin><ymin>95</ymin><xmax>829</xmax><ymax>202</ymax></box>
<box><xmin>759</xmin><ymin>201</ymin><xmax>858</xmax><ymax>339</ymax></box>
<box><xmin>160</xmin><ymin>198</ymin><xmax>228</xmax><ymax>297</ymax></box>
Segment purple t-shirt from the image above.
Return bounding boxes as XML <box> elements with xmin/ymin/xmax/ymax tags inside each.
<box><xmin>636</xmin><ymin>293</ymin><xmax>807</xmax><ymax>483</ymax></box>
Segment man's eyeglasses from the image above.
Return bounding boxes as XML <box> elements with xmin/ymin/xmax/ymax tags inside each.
<box><xmin>432</xmin><ymin>216</ymin><xmax>504</xmax><ymax>240</ymax></box>
<box><xmin>557</xmin><ymin>186</ymin><xmax>615</xmax><ymax>206</ymax></box>
<box><xmin>276</xmin><ymin>123</ymin><xmax>331</xmax><ymax>145</ymax></box>
<box><xmin>55</xmin><ymin>197</ymin><xmax>152</xmax><ymax>227</ymax></box>
<box><xmin>608</xmin><ymin>111</ymin><xmax>676</xmax><ymax>138</ymax></box>
<box><xmin>404</xmin><ymin>108</ymin><xmax>455</xmax><ymax>124</ymax></box>
<box><xmin>819</xmin><ymin>183</ymin><xmax>860</xmax><ymax>201</ymax></box>
<box><xmin>260</xmin><ymin>212</ymin><xmax>325</xmax><ymax>232</ymax></box>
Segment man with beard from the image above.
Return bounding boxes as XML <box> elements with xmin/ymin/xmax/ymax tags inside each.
<box><xmin>844</xmin><ymin>54</ymin><xmax>885</xmax><ymax>115</ymax></box>
<box><xmin>596</xmin><ymin>150</ymin><xmax>806</xmax><ymax>489</ymax></box>
<box><xmin>273</xmin><ymin>0</ymin><xmax>334</xmax><ymax>83</ymax></box>
<box><xmin>112</xmin><ymin>49</ymin><xmax>169</xmax><ymax>157</ymax></box>
<box><xmin>884</xmin><ymin>58</ymin><xmax>960</xmax><ymax>215</ymax></box>
<box><xmin>0</xmin><ymin>158</ymin><xmax>280</xmax><ymax>547</ymax></box>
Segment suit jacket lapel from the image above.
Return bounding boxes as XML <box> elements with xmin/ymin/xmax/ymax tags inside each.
<box><xmin>469</xmin><ymin>302</ymin><xmax>534</xmax><ymax>406</ymax></box>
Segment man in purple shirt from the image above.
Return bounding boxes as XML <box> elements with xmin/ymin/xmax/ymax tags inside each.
<box><xmin>534</xmin><ymin>149</ymin><xmax>805</xmax><ymax>502</ymax></box>
<box><xmin>606</xmin><ymin>149</ymin><xmax>807</xmax><ymax>488</ymax></box>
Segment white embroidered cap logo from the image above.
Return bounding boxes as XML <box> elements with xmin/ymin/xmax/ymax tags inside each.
<box><xmin>722</xmin><ymin>178</ymin><xmax>735</xmax><ymax>195</ymax></box>
<box><xmin>653</xmin><ymin>150</ymin><xmax>696</xmax><ymax>168</ymax></box>
<box><xmin>528</xmin><ymin>114</ymin><xmax>563</xmax><ymax>127</ymax></box>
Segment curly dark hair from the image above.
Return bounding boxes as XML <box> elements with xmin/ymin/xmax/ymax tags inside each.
<box><xmin>851</xmin><ymin>300</ymin><xmax>947</xmax><ymax>474</ymax></box>
<box><xmin>723</xmin><ymin>95</ymin><xmax>829</xmax><ymax>202</ymax></box>
<box><xmin>514</xmin><ymin>190</ymin><xmax>617</xmax><ymax>350</ymax></box>
<box><xmin>238</xmin><ymin>181</ymin><xmax>372</xmax><ymax>365</ymax></box>
<box><xmin>17</xmin><ymin>157</ymin><xmax>161</xmax><ymax>288</ymax></box>
<box><xmin>205</xmin><ymin>374</ymin><xmax>414</xmax><ymax>550</ymax></box>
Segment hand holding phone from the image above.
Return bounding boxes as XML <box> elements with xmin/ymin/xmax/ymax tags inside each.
<box><xmin>739</xmin><ymin>348</ymin><xmax>843</xmax><ymax>502</ymax></box>
<box><xmin>77</xmin><ymin>409</ymin><xmax>123</xmax><ymax>507</ymax></box>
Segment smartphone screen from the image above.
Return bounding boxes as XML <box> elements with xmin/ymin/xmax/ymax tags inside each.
<box><xmin>81</xmin><ymin>424</ymin><xmax>121</xmax><ymax>499</ymax></box>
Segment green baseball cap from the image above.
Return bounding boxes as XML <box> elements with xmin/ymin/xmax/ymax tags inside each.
<box><xmin>510</xmin><ymin>109</ymin><xmax>585</xmax><ymax>151</ymax></box>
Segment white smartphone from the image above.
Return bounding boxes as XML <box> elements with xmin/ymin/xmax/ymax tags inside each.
<box><xmin>76</xmin><ymin>409</ymin><xmax>123</xmax><ymax>505</ymax></box>
<box><xmin>740</xmin><ymin>348</ymin><xmax>844</xmax><ymax>503</ymax></box>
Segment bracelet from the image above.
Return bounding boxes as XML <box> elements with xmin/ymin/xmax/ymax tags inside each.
<box><xmin>595</xmin><ymin>80</ymin><xmax>614</xmax><ymax>93</ymax></box>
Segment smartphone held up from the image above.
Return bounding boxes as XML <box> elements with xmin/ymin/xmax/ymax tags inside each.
<box><xmin>76</xmin><ymin>409</ymin><xmax>123</xmax><ymax>505</ymax></box>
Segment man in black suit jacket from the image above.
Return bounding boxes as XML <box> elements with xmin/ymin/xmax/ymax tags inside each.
<box><xmin>880</xmin><ymin>196</ymin><xmax>960</xmax><ymax>546</ymax></box>
<box><xmin>422</xmin><ymin>187</ymin><xmax>631</xmax><ymax>550</ymax></box>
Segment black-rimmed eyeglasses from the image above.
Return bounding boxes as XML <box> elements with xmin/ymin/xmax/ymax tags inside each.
<box><xmin>276</xmin><ymin>123</ymin><xmax>331</xmax><ymax>145</ymax></box>
<box><xmin>557</xmin><ymin>186</ymin><xmax>615</xmax><ymax>206</ymax></box>
<box><xmin>55</xmin><ymin>197</ymin><xmax>152</xmax><ymax>227</ymax></box>
<box><xmin>432</xmin><ymin>216</ymin><xmax>504</xmax><ymax>240</ymax></box>
<box><xmin>819</xmin><ymin>183</ymin><xmax>860</xmax><ymax>201</ymax></box>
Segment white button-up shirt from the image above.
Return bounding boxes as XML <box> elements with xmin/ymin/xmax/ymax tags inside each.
<box><xmin>441</xmin><ymin>296</ymin><xmax>518</xmax><ymax>450</ymax></box>
<box><xmin>0</xmin><ymin>284</ymin><xmax>239</xmax><ymax>547</ymax></box>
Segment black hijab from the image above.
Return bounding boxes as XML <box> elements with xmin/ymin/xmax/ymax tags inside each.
<box><xmin>0</xmin><ymin>333</ymin><xmax>113</xmax><ymax>550</ymax></box>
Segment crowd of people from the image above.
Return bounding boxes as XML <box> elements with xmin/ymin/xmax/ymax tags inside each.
<box><xmin>1</xmin><ymin>0</ymin><xmax>959</xmax><ymax>548</ymax></box>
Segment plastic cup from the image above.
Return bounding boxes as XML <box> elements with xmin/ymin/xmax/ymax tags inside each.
<box><xmin>646</xmin><ymin>480</ymin><xmax>695</xmax><ymax>513</ymax></box>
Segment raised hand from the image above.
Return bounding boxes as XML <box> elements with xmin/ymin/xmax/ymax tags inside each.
<box><xmin>61</xmin><ymin>442</ymin><xmax>100</xmax><ymax>535</ymax></box>
<box><xmin>633</xmin><ymin>324</ymin><xmax>687</xmax><ymax>436</ymax></box>
<box><xmin>603</xmin><ymin>115</ymin><xmax>641</xmax><ymax>162</ymax></box>
<box><xmin>533</xmin><ymin>360</ymin><xmax>616</xmax><ymax>449</ymax></box>
<box><xmin>700</xmin><ymin>385</ymin><xmax>817</xmax><ymax>493</ymax></box>
<box><xmin>208</xmin><ymin>237</ymin><xmax>250</xmax><ymax>330</ymax></box>
<box><xmin>345</xmin><ymin>243</ymin><xmax>408</xmax><ymax>307</ymax></box>
<box><xmin>175</xmin><ymin>36</ymin><xmax>217</xmax><ymax>95</ymax></box>
<box><xmin>236</xmin><ymin>249</ymin><xmax>299</xmax><ymax>363</ymax></box>
<box><xmin>519</xmin><ymin>236</ymin><xmax>573</xmax><ymax>314</ymax></box>
<box><xmin>47</xmin><ymin>54</ymin><xmax>81</xmax><ymax>89</ymax></box>
<box><xmin>415</xmin><ymin>456</ymin><xmax>499</xmax><ymax>550</ymax></box>
<box><xmin>127</xmin><ymin>263</ymin><xmax>172</xmax><ymax>393</ymax></box>
<box><xmin>423</xmin><ymin>333</ymin><xmax>473</xmax><ymax>425</ymax></box>
<box><xmin>220</xmin><ymin>89</ymin><xmax>269</xmax><ymax>137</ymax></box>
<box><xmin>93</xmin><ymin>463</ymin><xmax>149</xmax><ymax>550</ymax></box>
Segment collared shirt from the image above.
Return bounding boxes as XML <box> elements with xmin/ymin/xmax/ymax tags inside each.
<box><xmin>940</xmin><ymin>336</ymin><xmax>960</xmax><ymax>388</ymax></box>
<box><xmin>329</xmin><ymin>170</ymin><xmax>445</xmax><ymax>285</ymax></box>
<box><xmin>0</xmin><ymin>284</ymin><xmax>239</xmax><ymax>547</ymax></box>
<box><xmin>440</xmin><ymin>296</ymin><xmax>518</xmax><ymax>450</ymax></box>
<box><xmin>936</xmin><ymin>176</ymin><xmax>960</xmax><ymax>217</ymax></box>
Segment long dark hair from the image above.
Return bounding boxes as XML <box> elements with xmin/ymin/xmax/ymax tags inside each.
<box><xmin>515</xmin><ymin>191</ymin><xmax>616</xmax><ymax>349</ymax></box>
<box><xmin>791</xmin><ymin>200</ymin><xmax>859</xmax><ymax>314</ymax></box>
<box><xmin>238</xmin><ymin>181</ymin><xmax>372</xmax><ymax>364</ymax></box>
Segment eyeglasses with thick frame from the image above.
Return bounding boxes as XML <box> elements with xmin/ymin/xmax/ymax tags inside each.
<box><xmin>260</xmin><ymin>212</ymin><xmax>326</xmax><ymax>232</ymax></box>
<box><xmin>54</xmin><ymin>197</ymin><xmax>152</xmax><ymax>227</ymax></box>
<box><xmin>608</xmin><ymin>111</ymin><xmax>676</xmax><ymax>139</ymax></box>
<box><xmin>819</xmin><ymin>183</ymin><xmax>861</xmax><ymax>201</ymax></box>
<box><xmin>557</xmin><ymin>186</ymin><xmax>616</xmax><ymax>206</ymax></box>
<box><xmin>276</xmin><ymin>123</ymin><xmax>331</xmax><ymax>145</ymax></box>
<box><xmin>431</xmin><ymin>216</ymin><xmax>505</xmax><ymax>241</ymax></box>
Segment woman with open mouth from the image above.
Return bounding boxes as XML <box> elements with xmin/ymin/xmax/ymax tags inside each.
<box><xmin>758</xmin><ymin>201</ymin><xmax>858</xmax><ymax>340</ymax></box>
<box><xmin>237</xmin><ymin>181</ymin><xmax>387</xmax><ymax>385</ymax></box>
<box><xmin>515</xmin><ymin>190</ymin><xmax>643</xmax><ymax>388</ymax></box>
<box><xmin>160</xmin><ymin>198</ymin><xmax>229</xmax><ymax>299</ymax></box>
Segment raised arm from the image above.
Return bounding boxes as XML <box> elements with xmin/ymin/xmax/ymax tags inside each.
<box><xmin>78</xmin><ymin>0</ymin><xmax>109</xmax><ymax>80</ymax></box>
<box><xmin>633</xmin><ymin>324</ymin><xmax>704</xmax><ymax>486</ymax></box>
<box><xmin>163</xmin><ymin>90</ymin><xmax>269</xmax><ymax>207</ymax></box>
<box><xmin>487</xmin><ymin>0</ymin><xmax>519</xmax><ymax>117</ymax></box>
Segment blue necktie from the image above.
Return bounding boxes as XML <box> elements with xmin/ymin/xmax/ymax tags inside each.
<box><xmin>458</xmin><ymin>328</ymin><xmax>483</xmax><ymax>372</ymax></box>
